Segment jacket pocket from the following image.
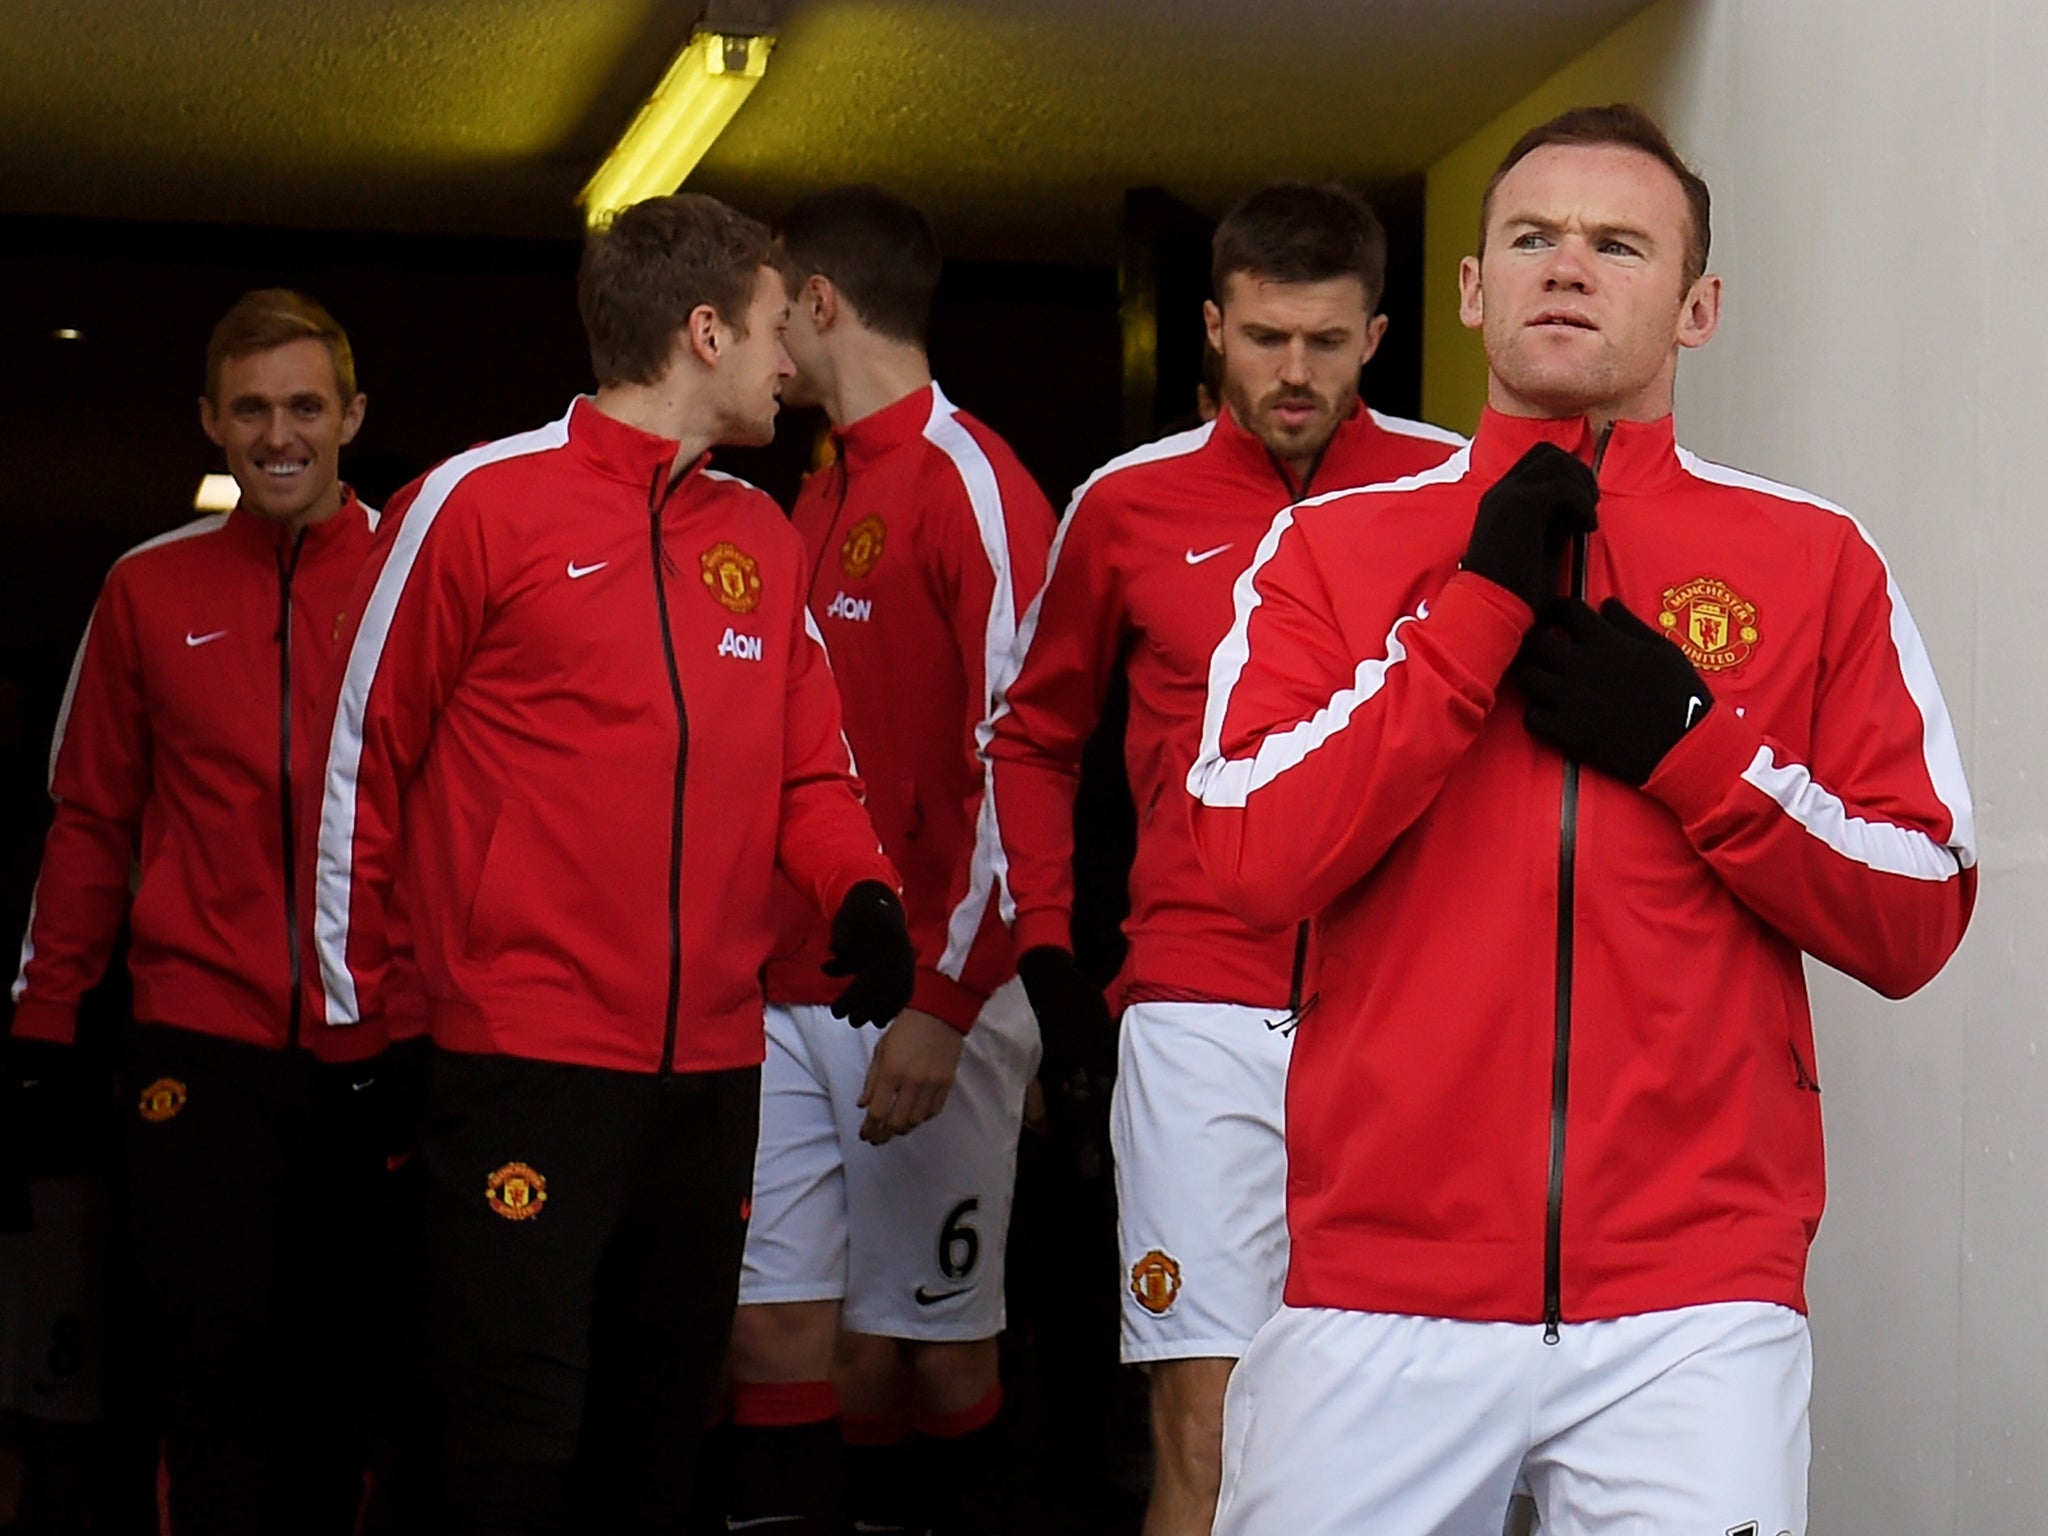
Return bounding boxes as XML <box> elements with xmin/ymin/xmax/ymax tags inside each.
<box><xmin>1789</xmin><ymin>1039</ymin><xmax>1821</xmax><ymax>1093</ymax></box>
<box><xmin>462</xmin><ymin>802</ymin><xmax>528</xmax><ymax>963</ymax></box>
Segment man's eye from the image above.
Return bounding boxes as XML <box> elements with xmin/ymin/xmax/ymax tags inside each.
<box><xmin>1600</xmin><ymin>240</ymin><xmax>1641</xmax><ymax>258</ymax></box>
<box><xmin>1511</xmin><ymin>231</ymin><xmax>1550</xmax><ymax>250</ymax></box>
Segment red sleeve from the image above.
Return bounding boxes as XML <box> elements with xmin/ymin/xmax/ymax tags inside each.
<box><xmin>10</xmin><ymin>572</ymin><xmax>151</xmax><ymax>1044</ymax></box>
<box><xmin>913</xmin><ymin>435</ymin><xmax>1056</xmax><ymax>1029</ymax></box>
<box><xmin>1644</xmin><ymin>525</ymin><xmax>1975</xmax><ymax>997</ymax></box>
<box><xmin>306</xmin><ymin>472</ymin><xmax>487</xmax><ymax>1029</ymax></box>
<box><xmin>775</xmin><ymin>580</ymin><xmax>902</xmax><ymax>923</ymax></box>
<box><xmin>1185</xmin><ymin>500</ymin><xmax>1528</xmax><ymax>929</ymax></box>
<box><xmin>982</xmin><ymin>484</ymin><xmax>1123</xmax><ymax>958</ymax></box>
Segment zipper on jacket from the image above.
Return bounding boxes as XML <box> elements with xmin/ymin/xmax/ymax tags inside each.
<box><xmin>648</xmin><ymin>467</ymin><xmax>692</xmax><ymax>1077</ymax></box>
<box><xmin>1253</xmin><ymin>451</ymin><xmax>1329</xmax><ymax>1040</ymax></box>
<box><xmin>1542</xmin><ymin>421</ymin><xmax>1613</xmax><ymax>1345</ymax></box>
<box><xmin>1264</xmin><ymin>922</ymin><xmax>1319</xmax><ymax>1038</ymax></box>
<box><xmin>277</xmin><ymin>530</ymin><xmax>308</xmax><ymax>1050</ymax></box>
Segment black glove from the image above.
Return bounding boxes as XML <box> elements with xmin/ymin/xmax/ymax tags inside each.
<box><xmin>1016</xmin><ymin>945</ymin><xmax>1117</xmax><ymax>1179</ymax></box>
<box><xmin>2</xmin><ymin>1037</ymin><xmax>88</xmax><ymax>1233</ymax></box>
<box><xmin>1462</xmin><ymin>442</ymin><xmax>1600</xmax><ymax>614</ymax></box>
<box><xmin>1515</xmin><ymin>596</ymin><xmax>1714</xmax><ymax>785</ymax></box>
<box><xmin>823</xmin><ymin>880</ymin><xmax>915</xmax><ymax>1028</ymax></box>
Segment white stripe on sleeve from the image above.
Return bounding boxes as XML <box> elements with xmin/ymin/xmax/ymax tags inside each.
<box><xmin>312</xmin><ymin>410</ymin><xmax>572</xmax><ymax>1026</ymax></box>
<box><xmin>1677</xmin><ymin>449</ymin><xmax>1976</xmax><ymax>872</ymax></box>
<box><xmin>1187</xmin><ymin>452</ymin><xmax>1472</xmax><ymax>809</ymax></box>
<box><xmin>923</xmin><ymin>387</ymin><xmax>1028</xmax><ymax>980</ymax></box>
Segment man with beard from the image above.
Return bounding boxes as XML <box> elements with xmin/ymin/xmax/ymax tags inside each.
<box><xmin>983</xmin><ymin>183</ymin><xmax>1463</xmax><ymax>1536</ymax></box>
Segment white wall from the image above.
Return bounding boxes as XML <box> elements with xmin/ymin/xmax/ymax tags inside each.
<box><xmin>1427</xmin><ymin>3</ymin><xmax>2048</xmax><ymax>1528</ymax></box>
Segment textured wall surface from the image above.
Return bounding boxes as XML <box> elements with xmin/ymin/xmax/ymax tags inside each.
<box><xmin>1425</xmin><ymin>4</ymin><xmax>2048</xmax><ymax>1528</ymax></box>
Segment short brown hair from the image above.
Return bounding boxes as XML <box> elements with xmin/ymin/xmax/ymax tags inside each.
<box><xmin>579</xmin><ymin>193</ymin><xmax>776</xmax><ymax>387</ymax></box>
<box><xmin>780</xmin><ymin>184</ymin><xmax>942</xmax><ymax>347</ymax></box>
<box><xmin>1211</xmin><ymin>182</ymin><xmax>1389</xmax><ymax>312</ymax></box>
<box><xmin>1479</xmin><ymin>103</ymin><xmax>1712</xmax><ymax>289</ymax></box>
<box><xmin>205</xmin><ymin>289</ymin><xmax>355</xmax><ymax>403</ymax></box>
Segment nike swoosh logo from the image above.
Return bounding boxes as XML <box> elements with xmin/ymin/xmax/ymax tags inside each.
<box><xmin>184</xmin><ymin>629</ymin><xmax>228</xmax><ymax>647</ymax></box>
<box><xmin>725</xmin><ymin>1517</ymin><xmax>805</xmax><ymax>1531</ymax></box>
<box><xmin>567</xmin><ymin>560</ymin><xmax>609</xmax><ymax>579</ymax></box>
<box><xmin>851</xmin><ymin>1524</ymin><xmax>912</xmax><ymax>1534</ymax></box>
<box><xmin>1184</xmin><ymin>543</ymin><xmax>1233</xmax><ymax>565</ymax></box>
<box><xmin>913</xmin><ymin>1285</ymin><xmax>970</xmax><ymax>1306</ymax></box>
<box><xmin>351</xmin><ymin>1078</ymin><xmax>377</xmax><ymax>1092</ymax></box>
<box><xmin>1685</xmin><ymin>695</ymin><xmax>1706</xmax><ymax>728</ymax></box>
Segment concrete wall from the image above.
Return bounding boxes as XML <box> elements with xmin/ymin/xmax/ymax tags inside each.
<box><xmin>1423</xmin><ymin>4</ymin><xmax>2048</xmax><ymax>1529</ymax></box>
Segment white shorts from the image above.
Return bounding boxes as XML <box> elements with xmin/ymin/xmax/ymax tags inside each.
<box><xmin>1215</xmin><ymin>1301</ymin><xmax>1811</xmax><ymax>1536</ymax></box>
<box><xmin>738</xmin><ymin>979</ymin><xmax>1039</xmax><ymax>1341</ymax></box>
<box><xmin>1110</xmin><ymin>1001</ymin><xmax>1292</xmax><ymax>1364</ymax></box>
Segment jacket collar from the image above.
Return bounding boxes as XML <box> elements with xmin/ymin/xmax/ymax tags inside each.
<box><xmin>1468</xmin><ymin>407</ymin><xmax>1684</xmax><ymax>493</ymax></box>
<box><xmin>221</xmin><ymin>485</ymin><xmax>371</xmax><ymax>558</ymax></box>
<box><xmin>1208</xmin><ymin>398</ymin><xmax>1384</xmax><ymax>498</ymax></box>
<box><xmin>835</xmin><ymin>383</ymin><xmax>938</xmax><ymax>473</ymax></box>
<box><xmin>563</xmin><ymin>395</ymin><xmax>708</xmax><ymax>497</ymax></box>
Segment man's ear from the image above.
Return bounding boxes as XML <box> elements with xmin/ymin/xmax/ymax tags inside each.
<box><xmin>1457</xmin><ymin>254</ymin><xmax>1484</xmax><ymax>332</ymax></box>
<box><xmin>1677</xmin><ymin>272</ymin><xmax>1722</xmax><ymax>352</ymax></box>
<box><xmin>686</xmin><ymin>303</ymin><xmax>724</xmax><ymax>367</ymax></box>
<box><xmin>806</xmin><ymin>273</ymin><xmax>839</xmax><ymax>331</ymax></box>
<box><xmin>1202</xmin><ymin>299</ymin><xmax>1224</xmax><ymax>356</ymax></box>
<box><xmin>198</xmin><ymin>395</ymin><xmax>224</xmax><ymax>447</ymax></box>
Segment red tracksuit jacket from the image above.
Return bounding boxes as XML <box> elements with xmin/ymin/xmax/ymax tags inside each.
<box><xmin>985</xmin><ymin>401</ymin><xmax>1464</xmax><ymax>1012</ymax></box>
<box><xmin>13</xmin><ymin>495</ymin><xmax>385</xmax><ymax>1062</ymax></box>
<box><xmin>1187</xmin><ymin>409</ymin><xmax>1977</xmax><ymax>1325</ymax></box>
<box><xmin>765</xmin><ymin>384</ymin><xmax>1054</xmax><ymax>1030</ymax></box>
<box><xmin>308</xmin><ymin>398</ymin><xmax>897</xmax><ymax>1074</ymax></box>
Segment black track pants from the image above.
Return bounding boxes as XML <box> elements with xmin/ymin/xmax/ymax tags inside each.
<box><xmin>123</xmin><ymin>1022</ymin><xmax>388</xmax><ymax>1536</ymax></box>
<box><xmin>422</xmin><ymin>1050</ymin><xmax>759</xmax><ymax>1535</ymax></box>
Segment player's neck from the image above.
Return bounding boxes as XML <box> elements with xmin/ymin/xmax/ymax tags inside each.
<box><xmin>823</xmin><ymin>339</ymin><xmax>931</xmax><ymax>430</ymax></box>
<box><xmin>593</xmin><ymin>378</ymin><xmax>718</xmax><ymax>482</ymax></box>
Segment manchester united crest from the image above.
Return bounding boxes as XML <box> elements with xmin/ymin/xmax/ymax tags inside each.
<box><xmin>1658</xmin><ymin>576</ymin><xmax>1760</xmax><ymax>672</ymax></box>
<box><xmin>485</xmin><ymin>1161</ymin><xmax>548</xmax><ymax>1221</ymax></box>
<box><xmin>840</xmin><ymin>515</ymin><xmax>888</xmax><ymax>579</ymax></box>
<box><xmin>700</xmin><ymin>542</ymin><xmax>762</xmax><ymax>615</ymax></box>
<box><xmin>1130</xmin><ymin>1249</ymin><xmax>1182</xmax><ymax>1316</ymax></box>
<box><xmin>137</xmin><ymin>1077</ymin><xmax>187</xmax><ymax>1123</ymax></box>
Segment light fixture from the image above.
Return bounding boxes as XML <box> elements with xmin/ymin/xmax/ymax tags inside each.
<box><xmin>53</xmin><ymin>327</ymin><xmax>83</xmax><ymax>341</ymax></box>
<box><xmin>578</xmin><ymin>25</ymin><xmax>774</xmax><ymax>228</ymax></box>
<box><xmin>194</xmin><ymin>474</ymin><xmax>240</xmax><ymax>512</ymax></box>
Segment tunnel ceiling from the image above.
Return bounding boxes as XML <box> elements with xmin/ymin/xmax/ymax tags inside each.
<box><xmin>1</xmin><ymin>0</ymin><xmax>1659</xmax><ymax>258</ymax></box>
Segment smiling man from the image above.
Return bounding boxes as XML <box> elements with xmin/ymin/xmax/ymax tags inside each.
<box><xmin>983</xmin><ymin>183</ymin><xmax>1462</xmax><ymax>1536</ymax></box>
<box><xmin>1187</xmin><ymin>104</ymin><xmax>1976</xmax><ymax>1535</ymax></box>
<box><xmin>308</xmin><ymin>193</ymin><xmax>914</xmax><ymax>1534</ymax></box>
<box><xmin>8</xmin><ymin>290</ymin><xmax>391</xmax><ymax>1534</ymax></box>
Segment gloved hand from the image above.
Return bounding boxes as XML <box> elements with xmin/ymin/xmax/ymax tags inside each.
<box><xmin>1515</xmin><ymin>596</ymin><xmax>1714</xmax><ymax>785</ymax></box>
<box><xmin>1461</xmin><ymin>442</ymin><xmax>1600</xmax><ymax>614</ymax></box>
<box><xmin>1016</xmin><ymin>945</ymin><xmax>1117</xmax><ymax>1180</ymax></box>
<box><xmin>824</xmin><ymin>881</ymin><xmax>916</xmax><ymax>1029</ymax></box>
<box><xmin>2</xmin><ymin>1036</ymin><xmax>88</xmax><ymax>1233</ymax></box>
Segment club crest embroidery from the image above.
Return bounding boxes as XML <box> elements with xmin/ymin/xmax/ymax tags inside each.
<box><xmin>1658</xmin><ymin>576</ymin><xmax>1760</xmax><ymax>672</ymax></box>
<box><xmin>137</xmin><ymin>1077</ymin><xmax>187</xmax><ymax>1123</ymax></box>
<box><xmin>840</xmin><ymin>515</ymin><xmax>887</xmax><ymax>578</ymax></box>
<box><xmin>1130</xmin><ymin>1249</ymin><xmax>1182</xmax><ymax>1316</ymax></box>
<box><xmin>485</xmin><ymin>1161</ymin><xmax>548</xmax><ymax>1221</ymax></box>
<box><xmin>700</xmin><ymin>542</ymin><xmax>762</xmax><ymax>615</ymax></box>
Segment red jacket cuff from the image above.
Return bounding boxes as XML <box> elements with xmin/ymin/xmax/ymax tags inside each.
<box><xmin>1431</xmin><ymin>570</ymin><xmax>1537</xmax><ymax>694</ymax></box>
<box><xmin>912</xmin><ymin>968</ymin><xmax>985</xmax><ymax>1034</ymax></box>
<box><xmin>9</xmin><ymin>996</ymin><xmax>79</xmax><ymax>1046</ymax></box>
<box><xmin>1643</xmin><ymin>703</ymin><xmax>1765</xmax><ymax>825</ymax></box>
<box><xmin>1011</xmin><ymin>909</ymin><xmax>1072</xmax><ymax>956</ymax></box>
